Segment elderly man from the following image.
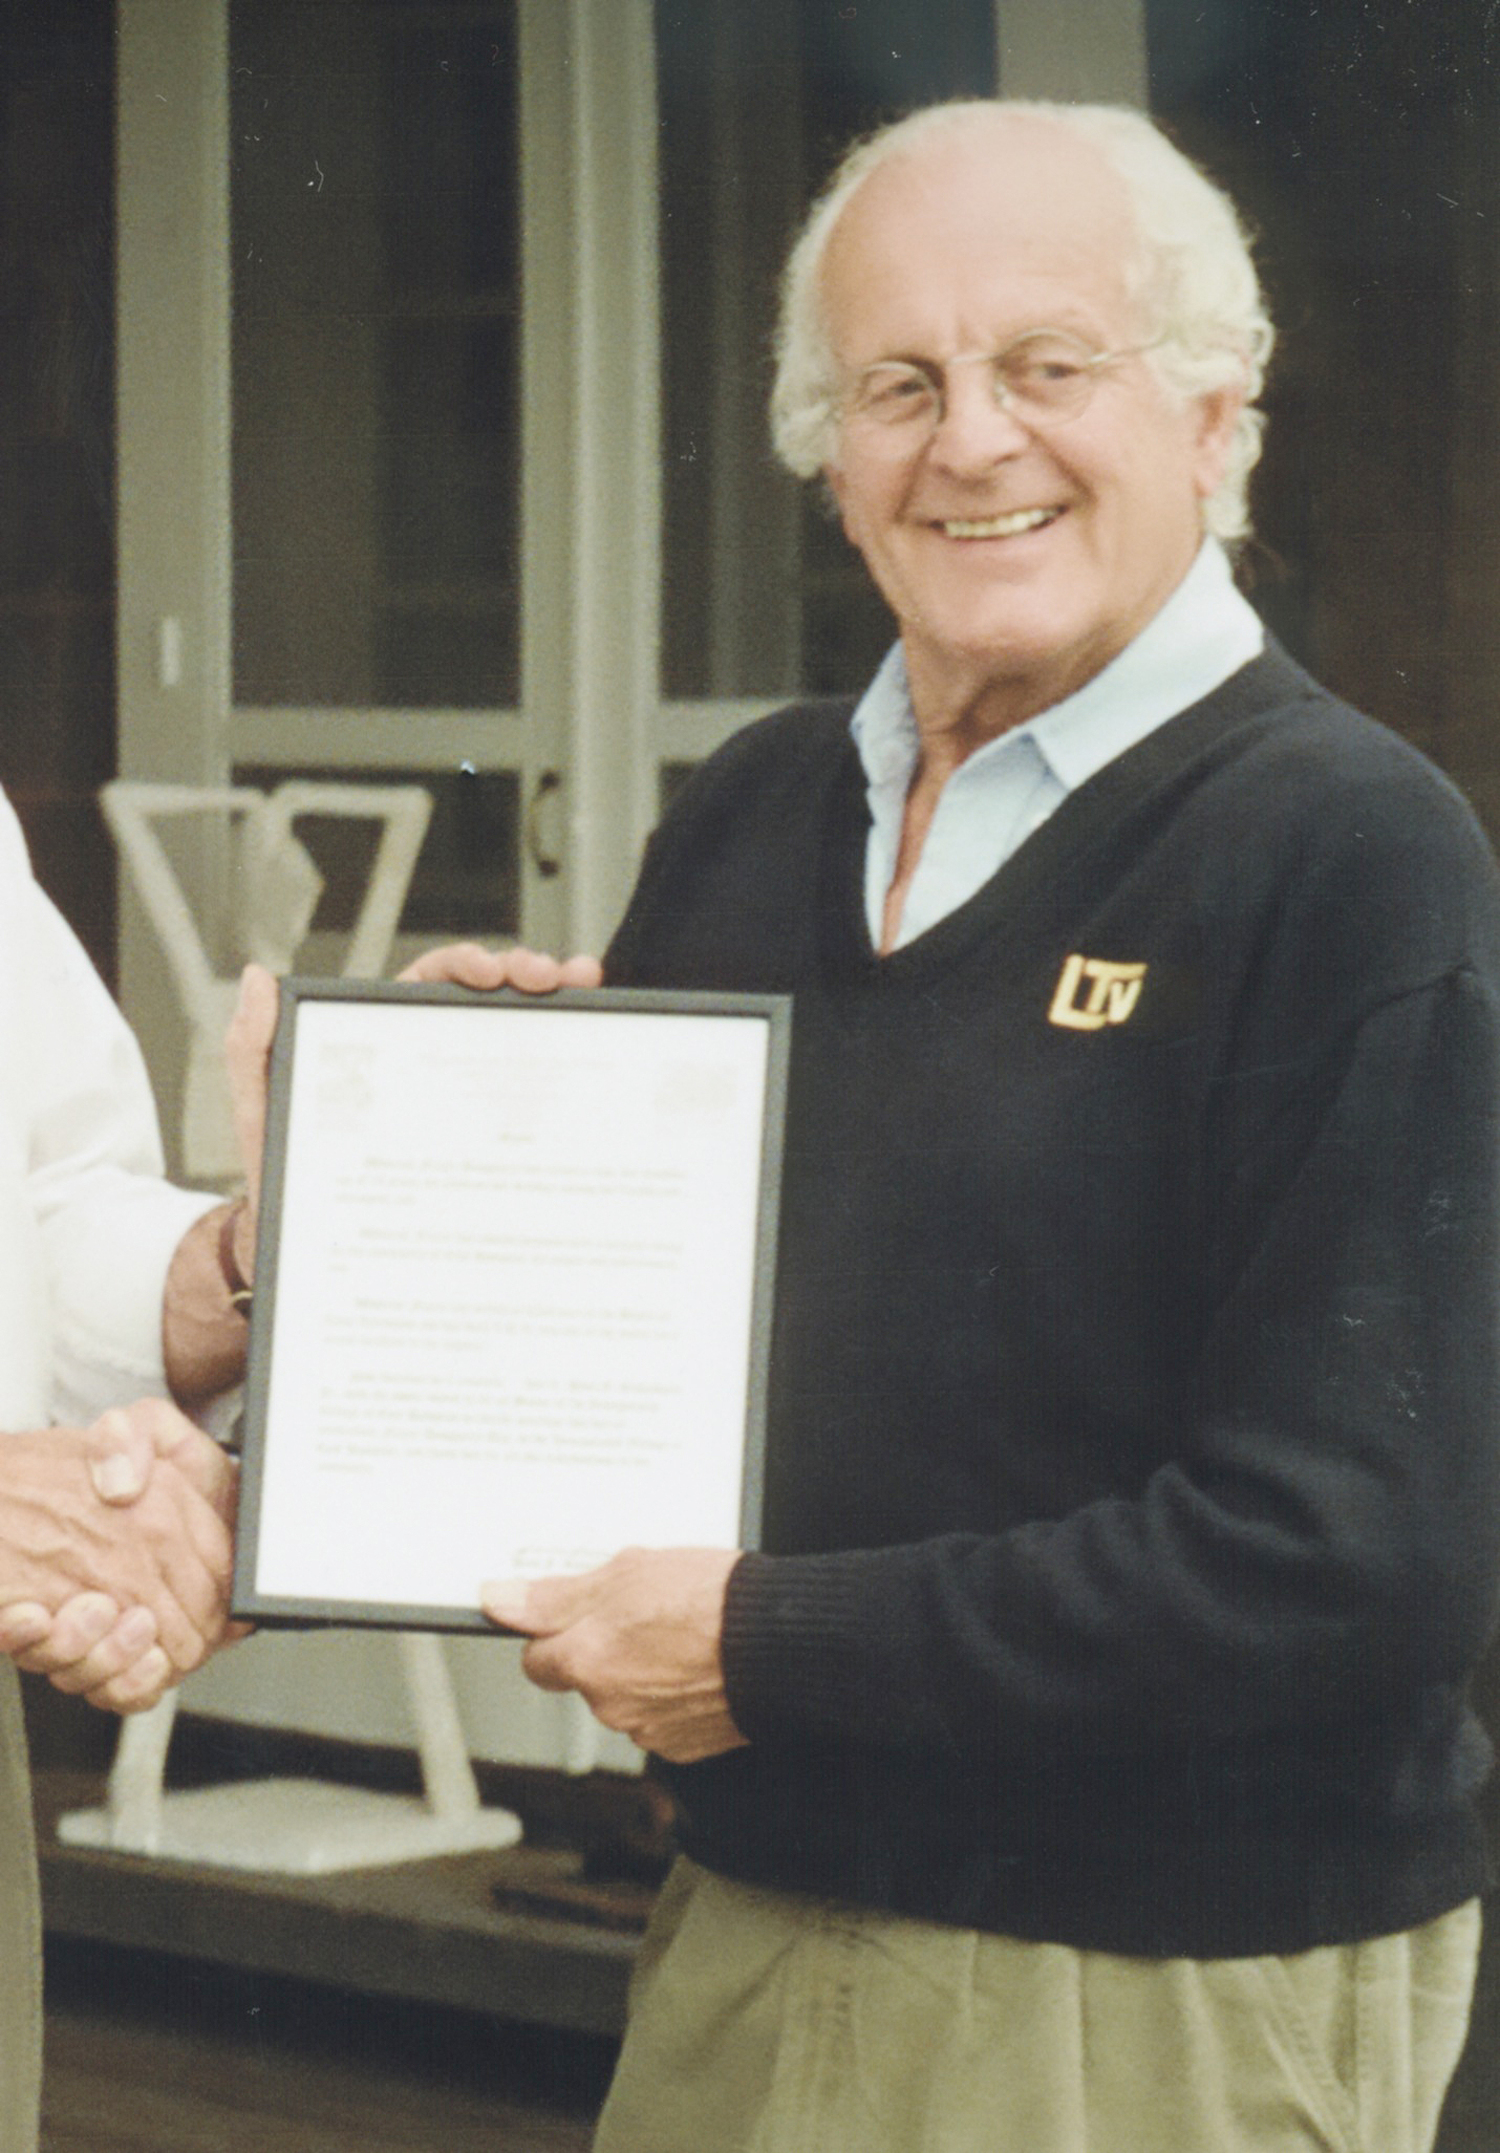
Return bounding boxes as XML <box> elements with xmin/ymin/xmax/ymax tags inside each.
<box><xmin>408</xmin><ymin>100</ymin><xmax>1499</xmax><ymax>2152</ymax></box>
<box><xmin>0</xmin><ymin>784</ymin><xmax>249</xmax><ymax>2149</ymax></box>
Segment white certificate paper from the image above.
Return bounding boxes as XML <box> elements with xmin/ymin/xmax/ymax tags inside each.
<box><xmin>234</xmin><ymin>983</ymin><xmax>789</xmax><ymax>1629</ymax></box>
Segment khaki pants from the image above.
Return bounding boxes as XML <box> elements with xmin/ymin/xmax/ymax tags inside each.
<box><xmin>593</xmin><ymin>1859</ymin><xmax>1480</xmax><ymax>2153</ymax></box>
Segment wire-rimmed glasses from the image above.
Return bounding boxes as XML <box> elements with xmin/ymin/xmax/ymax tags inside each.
<box><xmin>837</xmin><ymin>328</ymin><xmax>1159</xmax><ymax>444</ymax></box>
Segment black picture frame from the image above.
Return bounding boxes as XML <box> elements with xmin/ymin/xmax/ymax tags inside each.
<box><xmin>231</xmin><ymin>978</ymin><xmax>790</xmax><ymax>1630</ymax></box>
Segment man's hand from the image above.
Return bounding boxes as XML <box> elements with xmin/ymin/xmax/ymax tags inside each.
<box><xmin>399</xmin><ymin>943</ymin><xmax>604</xmax><ymax>993</ymax></box>
<box><xmin>481</xmin><ymin>1547</ymin><xmax>746</xmax><ymax>1763</ymax></box>
<box><xmin>0</xmin><ymin>1399</ymin><xmax>238</xmax><ymax>1713</ymax></box>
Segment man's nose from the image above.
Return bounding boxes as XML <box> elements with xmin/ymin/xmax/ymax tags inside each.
<box><xmin>928</xmin><ymin>367</ymin><xmax>1031</xmax><ymax>469</ymax></box>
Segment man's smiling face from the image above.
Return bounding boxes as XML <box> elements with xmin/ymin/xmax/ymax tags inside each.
<box><xmin>821</xmin><ymin>115</ymin><xmax>1241</xmax><ymax>733</ymax></box>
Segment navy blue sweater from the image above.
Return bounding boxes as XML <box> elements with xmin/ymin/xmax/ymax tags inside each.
<box><xmin>605</xmin><ymin>643</ymin><xmax>1500</xmax><ymax>1957</ymax></box>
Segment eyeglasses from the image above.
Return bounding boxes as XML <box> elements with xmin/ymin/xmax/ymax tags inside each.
<box><xmin>837</xmin><ymin>329</ymin><xmax>1159</xmax><ymax>442</ymax></box>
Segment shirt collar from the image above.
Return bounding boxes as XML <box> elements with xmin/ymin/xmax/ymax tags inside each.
<box><xmin>851</xmin><ymin>539</ymin><xmax>1265</xmax><ymax>797</ymax></box>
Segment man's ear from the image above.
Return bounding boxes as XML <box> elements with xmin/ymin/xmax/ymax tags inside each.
<box><xmin>1191</xmin><ymin>383</ymin><xmax>1246</xmax><ymax>504</ymax></box>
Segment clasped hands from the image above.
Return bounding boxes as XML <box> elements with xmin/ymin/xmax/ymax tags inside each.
<box><xmin>0</xmin><ymin>1399</ymin><xmax>238</xmax><ymax>1714</ymax></box>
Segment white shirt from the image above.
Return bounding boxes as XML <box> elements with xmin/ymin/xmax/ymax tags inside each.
<box><xmin>852</xmin><ymin>541</ymin><xmax>1266</xmax><ymax>951</ymax></box>
<box><xmin>0</xmin><ymin>790</ymin><xmax>211</xmax><ymax>1429</ymax></box>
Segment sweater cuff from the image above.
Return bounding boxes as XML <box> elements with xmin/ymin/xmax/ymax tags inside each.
<box><xmin>722</xmin><ymin>1546</ymin><xmax>901</xmax><ymax>1746</ymax></box>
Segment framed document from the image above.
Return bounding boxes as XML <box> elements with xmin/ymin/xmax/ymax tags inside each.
<box><xmin>232</xmin><ymin>980</ymin><xmax>790</xmax><ymax>1631</ymax></box>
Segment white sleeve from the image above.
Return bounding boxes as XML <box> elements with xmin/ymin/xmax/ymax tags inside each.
<box><xmin>0</xmin><ymin>799</ymin><xmax>214</xmax><ymax>1422</ymax></box>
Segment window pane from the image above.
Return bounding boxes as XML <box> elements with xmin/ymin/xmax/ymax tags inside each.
<box><xmin>230</xmin><ymin>2</ymin><xmax>519</xmax><ymax>709</ymax></box>
<box><xmin>657</xmin><ymin>0</ymin><xmax>997</xmax><ymax>701</ymax></box>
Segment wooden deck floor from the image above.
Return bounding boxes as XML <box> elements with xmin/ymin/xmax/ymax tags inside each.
<box><xmin>41</xmin><ymin>1940</ymin><xmax>613</xmax><ymax>2153</ymax></box>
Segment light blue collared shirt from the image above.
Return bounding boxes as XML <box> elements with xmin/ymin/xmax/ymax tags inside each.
<box><xmin>851</xmin><ymin>541</ymin><xmax>1266</xmax><ymax>951</ymax></box>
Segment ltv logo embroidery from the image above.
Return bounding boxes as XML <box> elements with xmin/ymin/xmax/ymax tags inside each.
<box><xmin>1048</xmin><ymin>954</ymin><xmax>1147</xmax><ymax>1030</ymax></box>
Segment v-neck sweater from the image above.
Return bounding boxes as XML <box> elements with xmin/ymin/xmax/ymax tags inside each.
<box><xmin>604</xmin><ymin>641</ymin><xmax>1500</xmax><ymax>1958</ymax></box>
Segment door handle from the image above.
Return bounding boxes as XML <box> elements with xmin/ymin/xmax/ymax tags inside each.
<box><xmin>526</xmin><ymin>769</ymin><xmax>563</xmax><ymax>879</ymax></box>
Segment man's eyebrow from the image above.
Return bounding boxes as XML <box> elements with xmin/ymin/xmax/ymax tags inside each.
<box><xmin>849</xmin><ymin>319</ymin><xmax>1119</xmax><ymax>365</ymax></box>
<box><xmin>857</xmin><ymin>350</ymin><xmax>941</xmax><ymax>370</ymax></box>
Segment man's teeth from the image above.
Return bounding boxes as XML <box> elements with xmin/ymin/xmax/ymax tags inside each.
<box><xmin>942</xmin><ymin>508</ymin><xmax>1058</xmax><ymax>539</ymax></box>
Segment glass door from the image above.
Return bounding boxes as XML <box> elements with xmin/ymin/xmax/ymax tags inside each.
<box><xmin>229</xmin><ymin>2</ymin><xmax>533</xmax><ymax>966</ymax></box>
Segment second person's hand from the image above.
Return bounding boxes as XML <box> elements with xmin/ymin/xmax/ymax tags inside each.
<box><xmin>398</xmin><ymin>943</ymin><xmax>603</xmax><ymax>993</ymax></box>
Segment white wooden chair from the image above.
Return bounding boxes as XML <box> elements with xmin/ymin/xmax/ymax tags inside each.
<box><xmin>99</xmin><ymin>778</ymin><xmax>434</xmax><ymax>1181</ymax></box>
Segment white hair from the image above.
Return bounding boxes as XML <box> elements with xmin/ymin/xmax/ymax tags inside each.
<box><xmin>770</xmin><ymin>99</ymin><xmax>1275</xmax><ymax>545</ymax></box>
